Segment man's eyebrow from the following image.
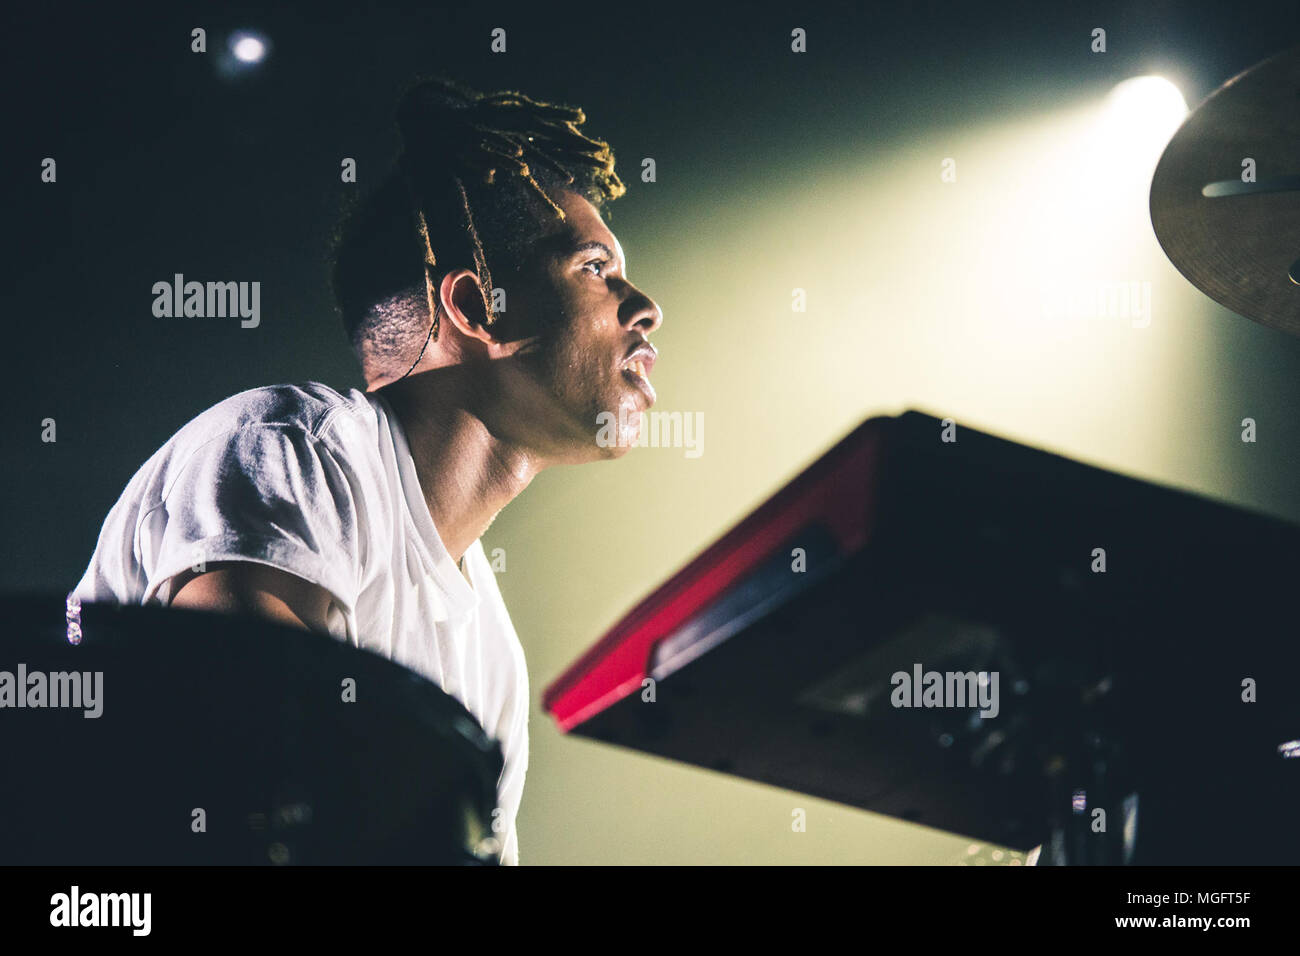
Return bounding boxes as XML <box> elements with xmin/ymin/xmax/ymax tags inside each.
<box><xmin>565</xmin><ymin>239</ymin><xmax>623</xmax><ymax>269</ymax></box>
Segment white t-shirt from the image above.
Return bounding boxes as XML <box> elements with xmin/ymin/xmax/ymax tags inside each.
<box><xmin>72</xmin><ymin>382</ymin><xmax>529</xmax><ymax>865</ymax></box>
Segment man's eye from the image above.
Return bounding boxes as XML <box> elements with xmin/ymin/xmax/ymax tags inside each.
<box><xmin>582</xmin><ymin>259</ymin><xmax>608</xmax><ymax>276</ymax></box>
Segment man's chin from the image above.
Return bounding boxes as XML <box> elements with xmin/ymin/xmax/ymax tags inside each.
<box><xmin>587</xmin><ymin>427</ymin><xmax>637</xmax><ymax>461</ymax></box>
<box><xmin>589</xmin><ymin>402</ymin><xmax>644</xmax><ymax>459</ymax></box>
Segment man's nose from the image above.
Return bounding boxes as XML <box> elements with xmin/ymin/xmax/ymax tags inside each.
<box><xmin>622</xmin><ymin>287</ymin><xmax>663</xmax><ymax>335</ymax></box>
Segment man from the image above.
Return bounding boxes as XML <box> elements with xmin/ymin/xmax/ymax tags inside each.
<box><xmin>72</xmin><ymin>76</ymin><xmax>664</xmax><ymax>865</ymax></box>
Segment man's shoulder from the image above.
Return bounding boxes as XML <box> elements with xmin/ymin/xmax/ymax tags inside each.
<box><xmin>183</xmin><ymin>382</ymin><xmax>372</xmax><ymax>440</ymax></box>
<box><xmin>136</xmin><ymin>382</ymin><xmax>384</xmax><ymax>494</ymax></box>
<box><xmin>154</xmin><ymin>382</ymin><xmax>381</xmax><ymax>461</ymax></box>
<box><xmin>75</xmin><ymin>382</ymin><xmax>383</xmax><ymax>606</ymax></box>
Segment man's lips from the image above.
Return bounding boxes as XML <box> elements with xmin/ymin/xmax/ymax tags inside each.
<box><xmin>621</xmin><ymin>342</ymin><xmax>658</xmax><ymax>404</ymax></box>
<box><xmin>621</xmin><ymin>364</ymin><xmax>657</xmax><ymax>404</ymax></box>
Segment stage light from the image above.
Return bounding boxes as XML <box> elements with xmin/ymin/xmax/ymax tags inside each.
<box><xmin>215</xmin><ymin>30</ymin><xmax>271</xmax><ymax>81</ymax></box>
<box><xmin>1103</xmin><ymin>76</ymin><xmax>1188</xmax><ymax>146</ymax></box>
<box><xmin>229</xmin><ymin>31</ymin><xmax>268</xmax><ymax>65</ymax></box>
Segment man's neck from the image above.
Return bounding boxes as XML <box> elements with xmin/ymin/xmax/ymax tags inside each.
<box><xmin>378</xmin><ymin>368</ymin><xmax>544</xmax><ymax>564</ymax></box>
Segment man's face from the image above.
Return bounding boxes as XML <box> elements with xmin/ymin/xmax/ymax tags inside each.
<box><xmin>494</xmin><ymin>190</ymin><xmax>663</xmax><ymax>463</ymax></box>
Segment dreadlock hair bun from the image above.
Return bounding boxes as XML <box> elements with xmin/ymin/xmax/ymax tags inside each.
<box><xmin>331</xmin><ymin>74</ymin><xmax>626</xmax><ymax>383</ymax></box>
<box><xmin>394</xmin><ymin>77</ymin><xmax>478</xmax><ymax>177</ymax></box>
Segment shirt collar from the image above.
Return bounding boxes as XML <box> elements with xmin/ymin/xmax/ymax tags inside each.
<box><xmin>369</xmin><ymin>391</ymin><xmax>479</xmax><ymax>621</ymax></box>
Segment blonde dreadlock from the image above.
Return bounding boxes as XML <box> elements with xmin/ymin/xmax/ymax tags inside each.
<box><xmin>394</xmin><ymin>76</ymin><xmax>626</xmax><ymax>380</ymax></box>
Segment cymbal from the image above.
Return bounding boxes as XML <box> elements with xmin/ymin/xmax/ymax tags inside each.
<box><xmin>1150</xmin><ymin>46</ymin><xmax>1300</xmax><ymax>337</ymax></box>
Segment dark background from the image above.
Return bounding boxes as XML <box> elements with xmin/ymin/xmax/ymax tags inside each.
<box><xmin>5</xmin><ymin>0</ymin><xmax>1298</xmax><ymax>591</ymax></box>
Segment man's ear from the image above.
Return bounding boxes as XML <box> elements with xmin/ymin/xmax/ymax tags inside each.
<box><xmin>436</xmin><ymin>266</ymin><xmax>498</xmax><ymax>345</ymax></box>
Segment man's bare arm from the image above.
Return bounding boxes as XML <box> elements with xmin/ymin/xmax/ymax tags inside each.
<box><xmin>170</xmin><ymin>562</ymin><xmax>334</xmax><ymax>633</ymax></box>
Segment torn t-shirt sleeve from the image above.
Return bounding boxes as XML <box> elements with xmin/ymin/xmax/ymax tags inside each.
<box><xmin>137</xmin><ymin>423</ymin><xmax>366</xmax><ymax>624</ymax></box>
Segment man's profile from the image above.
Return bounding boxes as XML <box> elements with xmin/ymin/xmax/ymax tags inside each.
<box><xmin>71</xmin><ymin>75</ymin><xmax>664</xmax><ymax>865</ymax></box>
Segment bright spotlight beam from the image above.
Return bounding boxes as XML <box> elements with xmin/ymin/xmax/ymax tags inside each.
<box><xmin>1104</xmin><ymin>76</ymin><xmax>1188</xmax><ymax>145</ymax></box>
<box><xmin>229</xmin><ymin>32</ymin><xmax>268</xmax><ymax>65</ymax></box>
